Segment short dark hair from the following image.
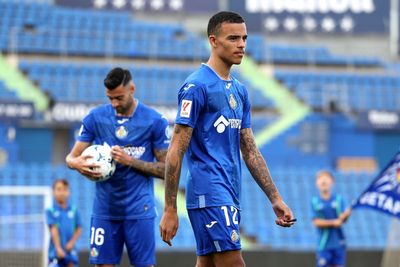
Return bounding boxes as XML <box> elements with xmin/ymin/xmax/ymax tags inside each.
<box><xmin>104</xmin><ymin>67</ymin><xmax>132</xmax><ymax>90</ymax></box>
<box><xmin>207</xmin><ymin>11</ymin><xmax>245</xmax><ymax>36</ymax></box>
<box><xmin>52</xmin><ymin>178</ymin><xmax>69</xmax><ymax>189</ymax></box>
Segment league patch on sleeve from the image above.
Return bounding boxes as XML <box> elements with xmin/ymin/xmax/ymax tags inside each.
<box><xmin>180</xmin><ymin>100</ymin><xmax>192</xmax><ymax>118</ymax></box>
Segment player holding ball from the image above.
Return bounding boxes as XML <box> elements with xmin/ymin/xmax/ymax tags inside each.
<box><xmin>66</xmin><ymin>67</ymin><xmax>170</xmax><ymax>267</ymax></box>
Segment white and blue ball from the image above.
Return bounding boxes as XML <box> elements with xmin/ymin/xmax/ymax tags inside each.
<box><xmin>82</xmin><ymin>144</ymin><xmax>116</xmax><ymax>182</ymax></box>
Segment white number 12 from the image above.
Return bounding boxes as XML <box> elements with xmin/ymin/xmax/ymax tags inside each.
<box><xmin>221</xmin><ymin>206</ymin><xmax>238</xmax><ymax>226</ymax></box>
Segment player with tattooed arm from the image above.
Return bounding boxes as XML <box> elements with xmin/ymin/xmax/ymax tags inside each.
<box><xmin>160</xmin><ymin>11</ymin><xmax>296</xmax><ymax>267</ymax></box>
<box><xmin>66</xmin><ymin>68</ymin><xmax>170</xmax><ymax>267</ymax></box>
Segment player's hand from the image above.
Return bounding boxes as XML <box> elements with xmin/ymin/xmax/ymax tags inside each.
<box><xmin>272</xmin><ymin>200</ymin><xmax>296</xmax><ymax>227</ymax></box>
<box><xmin>55</xmin><ymin>246</ymin><xmax>66</xmax><ymax>259</ymax></box>
<box><xmin>73</xmin><ymin>154</ymin><xmax>102</xmax><ymax>181</ymax></box>
<box><xmin>340</xmin><ymin>208</ymin><xmax>352</xmax><ymax>223</ymax></box>
<box><xmin>110</xmin><ymin>146</ymin><xmax>131</xmax><ymax>166</ymax></box>
<box><xmin>159</xmin><ymin>209</ymin><xmax>179</xmax><ymax>246</ymax></box>
<box><xmin>332</xmin><ymin>218</ymin><xmax>343</xmax><ymax>227</ymax></box>
<box><xmin>65</xmin><ymin>241</ymin><xmax>73</xmax><ymax>252</ymax></box>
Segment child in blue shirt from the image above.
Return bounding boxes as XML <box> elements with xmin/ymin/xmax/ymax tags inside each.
<box><xmin>311</xmin><ymin>170</ymin><xmax>351</xmax><ymax>267</ymax></box>
<box><xmin>46</xmin><ymin>179</ymin><xmax>82</xmax><ymax>267</ymax></box>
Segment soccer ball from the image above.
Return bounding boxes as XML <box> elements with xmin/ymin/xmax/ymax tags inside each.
<box><xmin>82</xmin><ymin>144</ymin><xmax>116</xmax><ymax>182</ymax></box>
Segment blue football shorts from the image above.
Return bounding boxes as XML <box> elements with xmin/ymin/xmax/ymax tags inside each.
<box><xmin>316</xmin><ymin>247</ymin><xmax>346</xmax><ymax>267</ymax></box>
<box><xmin>48</xmin><ymin>251</ymin><xmax>78</xmax><ymax>267</ymax></box>
<box><xmin>188</xmin><ymin>205</ymin><xmax>242</xmax><ymax>256</ymax></box>
<box><xmin>89</xmin><ymin>217</ymin><xmax>155</xmax><ymax>267</ymax></box>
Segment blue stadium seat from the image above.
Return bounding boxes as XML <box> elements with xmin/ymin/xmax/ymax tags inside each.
<box><xmin>275</xmin><ymin>70</ymin><xmax>400</xmax><ymax>112</ymax></box>
<box><xmin>0</xmin><ymin>1</ymin><xmax>209</xmax><ymax>60</ymax></box>
<box><xmin>18</xmin><ymin>61</ymin><xmax>274</xmax><ymax>109</ymax></box>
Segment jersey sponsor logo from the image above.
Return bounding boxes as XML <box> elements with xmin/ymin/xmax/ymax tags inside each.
<box><xmin>214</xmin><ymin>115</ymin><xmax>230</xmax><ymax>133</ymax></box>
<box><xmin>180</xmin><ymin>100</ymin><xmax>192</xmax><ymax>118</ymax></box>
<box><xmin>231</xmin><ymin>230</ymin><xmax>239</xmax><ymax>242</ymax></box>
<box><xmin>229</xmin><ymin>119</ymin><xmax>242</xmax><ymax>129</ymax></box>
<box><xmin>115</xmin><ymin>125</ymin><xmax>128</xmax><ymax>139</ymax></box>
<box><xmin>123</xmin><ymin>146</ymin><xmax>146</xmax><ymax>159</ymax></box>
<box><xmin>214</xmin><ymin>115</ymin><xmax>242</xmax><ymax>133</ymax></box>
<box><xmin>183</xmin><ymin>83</ymin><xmax>195</xmax><ymax>91</ymax></box>
<box><xmin>53</xmin><ymin>211</ymin><xmax>60</xmax><ymax>217</ymax></box>
<box><xmin>225</xmin><ymin>82</ymin><xmax>232</xmax><ymax>89</ymax></box>
<box><xmin>206</xmin><ymin>221</ymin><xmax>218</xmax><ymax>228</ymax></box>
<box><xmin>229</xmin><ymin>94</ymin><xmax>237</xmax><ymax>110</ymax></box>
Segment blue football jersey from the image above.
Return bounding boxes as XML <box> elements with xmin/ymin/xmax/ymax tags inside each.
<box><xmin>175</xmin><ymin>64</ymin><xmax>251</xmax><ymax>210</ymax></box>
<box><xmin>77</xmin><ymin>101</ymin><xmax>170</xmax><ymax>219</ymax></box>
<box><xmin>46</xmin><ymin>201</ymin><xmax>81</xmax><ymax>260</ymax></box>
<box><xmin>311</xmin><ymin>194</ymin><xmax>346</xmax><ymax>251</ymax></box>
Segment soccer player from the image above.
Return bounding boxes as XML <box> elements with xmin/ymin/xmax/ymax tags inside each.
<box><xmin>311</xmin><ymin>170</ymin><xmax>352</xmax><ymax>267</ymax></box>
<box><xmin>66</xmin><ymin>67</ymin><xmax>170</xmax><ymax>267</ymax></box>
<box><xmin>46</xmin><ymin>179</ymin><xmax>82</xmax><ymax>267</ymax></box>
<box><xmin>159</xmin><ymin>11</ymin><xmax>296</xmax><ymax>267</ymax></box>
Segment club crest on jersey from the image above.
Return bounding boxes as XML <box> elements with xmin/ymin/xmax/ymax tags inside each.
<box><xmin>90</xmin><ymin>247</ymin><xmax>98</xmax><ymax>257</ymax></box>
<box><xmin>229</xmin><ymin>94</ymin><xmax>237</xmax><ymax>110</ymax></box>
<box><xmin>67</xmin><ymin>210</ymin><xmax>74</xmax><ymax>218</ymax></box>
<box><xmin>115</xmin><ymin>125</ymin><xmax>128</xmax><ymax>139</ymax></box>
<box><xmin>231</xmin><ymin>230</ymin><xmax>239</xmax><ymax>242</ymax></box>
<box><xmin>318</xmin><ymin>258</ymin><xmax>327</xmax><ymax>266</ymax></box>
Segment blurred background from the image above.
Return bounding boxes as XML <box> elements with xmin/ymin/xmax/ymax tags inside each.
<box><xmin>0</xmin><ymin>0</ymin><xmax>399</xmax><ymax>266</ymax></box>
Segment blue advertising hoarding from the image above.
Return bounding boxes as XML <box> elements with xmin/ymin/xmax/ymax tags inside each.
<box><xmin>0</xmin><ymin>101</ymin><xmax>34</xmax><ymax>121</ymax></box>
<box><xmin>228</xmin><ymin>0</ymin><xmax>389</xmax><ymax>34</ymax></box>
<box><xmin>55</xmin><ymin>0</ymin><xmax>219</xmax><ymax>13</ymax></box>
<box><xmin>357</xmin><ymin>110</ymin><xmax>400</xmax><ymax>132</ymax></box>
<box><xmin>54</xmin><ymin>0</ymin><xmax>390</xmax><ymax>34</ymax></box>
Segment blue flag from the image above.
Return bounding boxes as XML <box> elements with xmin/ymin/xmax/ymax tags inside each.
<box><xmin>352</xmin><ymin>151</ymin><xmax>400</xmax><ymax>219</ymax></box>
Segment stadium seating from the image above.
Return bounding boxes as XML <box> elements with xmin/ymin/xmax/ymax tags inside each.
<box><xmin>0</xmin><ymin>1</ymin><xmax>209</xmax><ymax>60</ymax></box>
<box><xmin>0</xmin><ymin>162</ymin><xmax>196</xmax><ymax>250</ymax></box>
<box><xmin>0</xmin><ymin>0</ymin><xmax>398</xmax><ymax>257</ymax></box>
<box><xmin>0</xmin><ymin>81</ymin><xmax>18</xmax><ymax>100</ymax></box>
<box><xmin>18</xmin><ymin>61</ymin><xmax>275</xmax><ymax>109</ymax></box>
<box><xmin>0</xmin><ymin>1</ymin><xmax>383</xmax><ymax>67</ymax></box>
<box><xmin>246</xmin><ymin>34</ymin><xmax>382</xmax><ymax>67</ymax></box>
<box><xmin>275</xmin><ymin>70</ymin><xmax>400</xmax><ymax>111</ymax></box>
<box><xmin>241</xmin><ymin>165</ymin><xmax>390</xmax><ymax>250</ymax></box>
<box><xmin>0</xmin><ymin>162</ymin><xmax>391</xmax><ymax>250</ymax></box>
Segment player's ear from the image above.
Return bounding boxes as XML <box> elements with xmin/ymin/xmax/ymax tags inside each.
<box><xmin>130</xmin><ymin>82</ymin><xmax>135</xmax><ymax>94</ymax></box>
<box><xmin>209</xmin><ymin>35</ymin><xmax>217</xmax><ymax>48</ymax></box>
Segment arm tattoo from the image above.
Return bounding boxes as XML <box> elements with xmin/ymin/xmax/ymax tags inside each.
<box><xmin>240</xmin><ymin>128</ymin><xmax>281</xmax><ymax>202</ymax></box>
<box><xmin>129</xmin><ymin>149</ymin><xmax>167</xmax><ymax>179</ymax></box>
<box><xmin>164</xmin><ymin>125</ymin><xmax>193</xmax><ymax>209</ymax></box>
